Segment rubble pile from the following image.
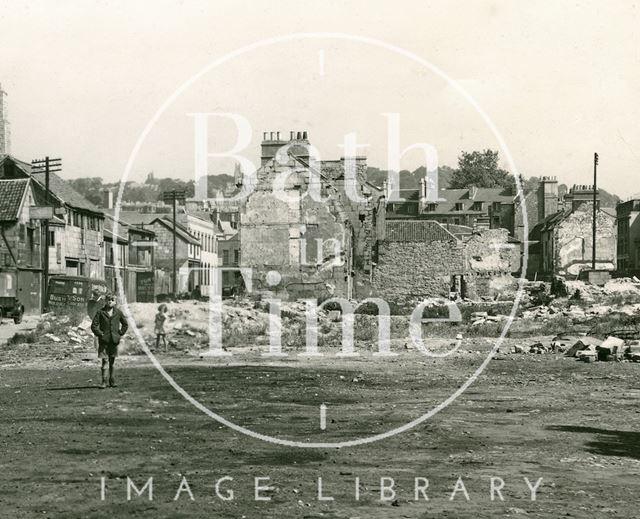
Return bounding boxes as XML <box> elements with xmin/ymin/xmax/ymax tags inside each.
<box><xmin>510</xmin><ymin>333</ymin><xmax>640</xmax><ymax>363</ymax></box>
<box><xmin>470</xmin><ymin>312</ymin><xmax>509</xmax><ymax>326</ymax></box>
<box><xmin>38</xmin><ymin>314</ymin><xmax>95</xmax><ymax>350</ymax></box>
<box><xmin>565</xmin><ymin>277</ymin><xmax>640</xmax><ymax>300</ymax></box>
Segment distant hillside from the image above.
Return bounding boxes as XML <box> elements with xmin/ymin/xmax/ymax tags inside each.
<box><xmin>68</xmin><ymin>169</ymin><xmax>620</xmax><ymax>210</ymax></box>
<box><xmin>68</xmin><ymin>174</ymin><xmax>235</xmax><ymax>207</ymax></box>
<box><xmin>366</xmin><ymin>165</ymin><xmax>455</xmax><ymax>190</ymax></box>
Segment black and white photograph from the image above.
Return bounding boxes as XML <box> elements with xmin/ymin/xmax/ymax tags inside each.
<box><xmin>1</xmin><ymin>1</ymin><xmax>639</xmax><ymax>517</ymax></box>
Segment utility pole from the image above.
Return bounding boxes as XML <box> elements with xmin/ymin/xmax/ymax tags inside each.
<box><xmin>32</xmin><ymin>156</ymin><xmax>61</xmax><ymax>312</ymax></box>
<box><xmin>162</xmin><ymin>189</ymin><xmax>185</xmax><ymax>297</ymax></box>
<box><xmin>592</xmin><ymin>152</ymin><xmax>599</xmax><ymax>270</ymax></box>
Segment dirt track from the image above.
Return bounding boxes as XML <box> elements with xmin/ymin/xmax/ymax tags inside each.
<box><xmin>1</xmin><ymin>347</ymin><xmax>639</xmax><ymax>518</ymax></box>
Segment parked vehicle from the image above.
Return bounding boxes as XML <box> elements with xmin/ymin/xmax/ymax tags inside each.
<box><xmin>46</xmin><ymin>275</ymin><xmax>109</xmax><ymax>315</ymax></box>
<box><xmin>0</xmin><ymin>272</ymin><xmax>24</xmax><ymax>324</ymax></box>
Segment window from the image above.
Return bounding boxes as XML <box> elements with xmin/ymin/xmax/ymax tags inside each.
<box><xmin>72</xmin><ymin>211</ymin><xmax>80</xmax><ymax>227</ymax></box>
<box><xmin>234</xmin><ymin>249</ymin><xmax>239</xmax><ymax>265</ymax></box>
<box><xmin>222</xmin><ymin>249</ymin><xmax>229</xmax><ymax>266</ymax></box>
<box><xmin>48</xmin><ymin>230</ymin><xmax>55</xmax><ymax>245</ymax></box>
<box><xmin>105</xmin><ymin>244</ymin><xmax>114</xmax><ymax>265</ymax></box>
<box><xmin>87</xmin><ymin>215</ymin><xmax>97</xmax><ymax>231</ymax></box>
<box><xmin>455</xmin><ymin>202</ymin><xmax>464</xmax><ymax>211</ymax></box>
<box><xmin>424</xmin><ymin>203</ymin><xmax>437</xmax><ymax>212</ymax></box>
<box><xmin>27</xmin><ymin>228</ymin><xmax>34</xmax><ymax>265</ymax></box>
<box><xmin>471</xmin><ymin>202</ymin><xmax>483</xmax><ymax>211</ymax></box>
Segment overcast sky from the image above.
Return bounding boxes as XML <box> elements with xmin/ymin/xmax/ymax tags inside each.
<box><xmin>0</xmin><ymin>0</ymin><xmax>638</xmax><ymax>197</ymax></box>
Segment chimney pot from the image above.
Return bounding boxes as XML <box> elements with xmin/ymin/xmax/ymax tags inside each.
<box><xmin>103</xmin><ymin>189</ymin><xmax>114</xmax><ymax>209</ymax></box>
<box><xmin>290</xmin><ymin>131</ymin><xmax>294</xmax><ymax>140</ymax></box>
<box><xmin>263</xmin><ymin>132</ymin><xmax>267</xmax><ymax>140</ymax></box>
<box><xmin>296</xmin><ymin>131</ymin><xmax>302</xmax><ymax>140</ymax></box>
<box><xmin>277</xmin><ymin>131</ymin><xmax>280</xmax><ymax>140</ymax></box>
<box><xmin>303</xmin><ymin>131</ymin><xmax>308</xmax><ymax>140</ymax></box>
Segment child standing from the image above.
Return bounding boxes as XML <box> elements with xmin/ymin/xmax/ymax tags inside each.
<box><xmin>91</xmin><ymin>294</ymin><xmax>128</xmax><ymax>389</ymax></box>
<box><xmin>155</xmin><ymin>304</ymin><xmax>169</xmax><ymax>351</ymax></box>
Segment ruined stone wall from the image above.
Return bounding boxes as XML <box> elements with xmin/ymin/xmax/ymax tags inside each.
<box><xmin>463</xmin><ymin>229</ymin><xmax>520</xmax><ymax>299</ymax></box>
<box><xmin>552</xmin><ymin>204</ymin><xmax>617</xmax><ymax>276</ymax></box>
<box><xmin>149</xmin><ymin>221</ymin><xmax>190</xmax><ymax>271</ymax></box>
<box><xmin>372</xmin><ymin>240</ymin><xmax>464</xmax><ymax>309</ymax></box>
<box><xmin>465</xmin><ymin>229</ymin><xmax>521</xmax><ymax>273</ymax></box>
<box><xmin>239</xmin><ymin>158</ymin><xmax>352</xmax><ymax>300</ymax></box>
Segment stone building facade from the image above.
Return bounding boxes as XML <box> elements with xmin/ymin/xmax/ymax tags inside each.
<box><xmin>385</xmin><ymin>183</ymin><xmax>516</xmax><ymax>235</ymax></box>
<box><xmin>617</xmin><ymin>199</ymin><xmax>640</xmax><ymax>276</ymax></box>
<box><xmin>31</xmin><ymin>173</ymin><xmax>105</xmax><ymax>279</ymax></box>
<box><xmin>176</xmin><ymin>213</ymin><xmax>218</xmax><ymax>297</ymax></box>
<box><xmin>147</xmin><ymin>217</ymin><xmax>201</xmax><ymax>295</ymax></box>
<box><xmin>371</xmin><ymin>220</ymin><xmax>520</xmax><ymax>308</ymax></box>
<box><xmin>0</xmin><ymin>177</ymin><xmax>43</xmax><ymax>313</ymax></box>
<box><xmin>533</xmin><ymin>189</ymin><xmax>617</xmax><ymax>279</ymax></box>
<box><xmin>0</xmin><ymin>155</ymin><xmax>105</xmax><ymax>287</ymax></box>
<box><xmin>103</xmin><ymin>215</ymin><xmax>155</xmax><ymax>302</ymax></box>
<box><xmin>463</xmin><ymin>228</ymin><xmax>521</xmax><ymax>300</ymax></box>
<box><xmin>371</xmin><ymin>220</ymin><xmax>465</xmax><ymax>309</ymax></box>
<box><xmin>217</xmin><ymin>220</ymin><xmax>241</xmax><ymax>295</ymax></box>
<box><xmin>239</xmin><ymin>131</ymin><xmax>380</xmax><ymax>300</ymax></box>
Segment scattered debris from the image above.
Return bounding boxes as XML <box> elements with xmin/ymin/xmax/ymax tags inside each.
<box><xmin>566</xmin><ymin>337</ymin><xmax>603</xmax><ymax>357</ymax></box>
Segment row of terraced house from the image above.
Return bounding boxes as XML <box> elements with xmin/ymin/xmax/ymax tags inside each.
<box><xmin>0</xmin><ymin>154</ymin><xmax>240</xmax><ymax>314</ymax></box>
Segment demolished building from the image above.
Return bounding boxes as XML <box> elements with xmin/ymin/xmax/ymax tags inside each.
<box><xmin>529</xmin><ymin>184</ymin><xmax>617</xmax><ymax>279</ymax></box>
<box><xmin>371</xmin><ymin>220</ymin><xmax>520</xmax><ymax>308</ymax></box>
<box><xmin>238</xmin><ymin>131</ymin><xmax>382</xmax><ymax>300</ymax></box>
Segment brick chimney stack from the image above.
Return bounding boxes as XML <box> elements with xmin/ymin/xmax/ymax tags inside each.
<box><xmin>103</xmin><ymin>189</ymin><xmax>114</xmax><ymax>209</ymax></box>
<box><xmin>0</xmin><ymin>83</ymin><xmax>11</xmax><ymax>155</ymax></box>
<box><xmin>538</xmin><ymin>175</ymin><xmax>559</xmax><ymax>221</ymax></box>
<box><xmin>260</xmin><ymin>130</ymin><xmax>310</xmax><ymax>166</ymax></box>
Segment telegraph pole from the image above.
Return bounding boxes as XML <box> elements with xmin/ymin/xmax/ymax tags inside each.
<box><xmin>592</xmin><ymin>152</ymin><xmax>599</xmax><ymax>270</ymax></box>
<box><xmin>32</xmin><ymin>156</ymin><xmax>61</xmax><ymax>312</ymax></box>
<box><xmin>162</xmin><ymin>189</ymin><xmax>185</xmax><ymax>297</ymax></box>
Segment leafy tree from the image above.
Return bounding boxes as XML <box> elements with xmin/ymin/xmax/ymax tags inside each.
<box><xmin>449</xmin><ymin>149</ymin><xmax>514</xmax><ymax>193</ymax></box>
<box><xmin>68</xmin><ymin>177</ymin><xmax>103</xmax><ymax>206</ymax></box>
<box><xmin>121</xmin><ymin>185</ymin><xmax>160</xmax><ymax>203</ymax></box>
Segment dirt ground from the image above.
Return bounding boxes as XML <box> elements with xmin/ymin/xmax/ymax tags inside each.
<box><xmin>1</xmin><ymin>343</ymin><xmax>639</xmax><ymax>518</ymax></box>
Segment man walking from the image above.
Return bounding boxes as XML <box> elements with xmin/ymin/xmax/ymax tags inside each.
<box><xmin>91</xmin><ymin>294</ymin><xmax>129</xmax><ymax>389</ymax></box>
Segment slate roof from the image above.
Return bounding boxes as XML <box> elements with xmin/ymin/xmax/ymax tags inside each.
<box><xmin>103</xmin><ymin>227</ymin><xmax>128</xmax><ymax>244</ymax></box>
<box><xmin>443</xmin><ymin>223</ymin><xmax>474</xmax><ymax>239</ymax></box>
<box><xmin>218</xmin><ymin>220</ymin><xmax>238</xmax><ymax>238</ymax></box>
<box><xmin>0</xmin><ymin>154</ymin><xmax>33</xmax><ymax>175</ymax></box>
<box><xmin>107</xmin><ymin>210</ymin><xmax>165</xmax><ymax>226</ymax></box>
<box><xmin>384</xmin><ymin>220</ymin><xmax>459</xmax><ymax>242</ymax></box>
<box><xmin>386</xmin><ymin>186</ymin><xmax>515</xmax><ymax>216</ymax></box>
<box><xmin>104</xmin><ymin>214</ymin><xmax>154</xmax><ymax>243</ymax></box>
<box><xmin>151</xmin><ymin>217</ymin><xmax>201</xmax><ymax>246</ymax></box>
<box><xmin>0</xmin><ymin>179</ymin><xmax>28</xmax><ymax>221</ymax></box>
<box><xmin>31</xmin><ymin>171</ymin><xmax>103</xmax><ymax>214</ymax></box>
<box><xmin>531</xmin><ymin>204</ymin><xmax>617</xmax><ymax>235</ymax></box>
